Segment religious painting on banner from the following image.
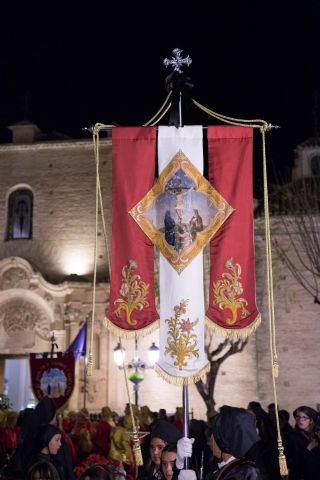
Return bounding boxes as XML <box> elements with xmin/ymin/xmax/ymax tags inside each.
<box><xmin>206</xmin><ymin>126</ymin><xmax>261</xmax><ymax>338</ymax></box>
<box><xmin>105</xmin><ymin>127</ymin><xmax>159</xmax><ymax>337</ymax></box>
<box><xmin>130</xmin><ymin>150</ymin><xmax>234</xmax><ymax>273</ymax></box>
<box><xmin>29</xmin><ymin>352</ymin><xmax>75</xmax><ymax>409</ymax></box>
<box><xmin>131</xmin><ymin>126</ymin><xmax>234</xmax><ymax>384</ymax></box>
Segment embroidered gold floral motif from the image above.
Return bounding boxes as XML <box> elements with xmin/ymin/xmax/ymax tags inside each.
<box><xmin>165</xmin><ymin>299</ymin><xmax>199</xmax><ymax>369</ymax></box>
<box><xmin>213</xmin><ymin>258</ymin><xmax>250</xmax><ymax>325</ymax></box>
<box><xmin>114</xmin><ymin>260</ymin><xmax>149</xmax><ymax>326</ymax></box>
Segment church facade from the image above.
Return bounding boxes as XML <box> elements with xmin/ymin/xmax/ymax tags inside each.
<box><xmin>0</xmin><ymin>121</ymin><xmax>318</xmax><ymax>420</ymax></box>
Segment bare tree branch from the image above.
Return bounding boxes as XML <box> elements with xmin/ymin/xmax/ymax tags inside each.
<box><xmin>195</xmin><ymin>334</ymin><xmax>249</xmax><ymax>415</ymax></box>
<box><xmin>261</xmin><ymin>176</ymin><xmax>320</xmax><ymax>304</ymax></box>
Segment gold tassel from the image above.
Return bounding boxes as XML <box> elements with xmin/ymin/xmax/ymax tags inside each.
<box><xmin>132</xmin><ymin>430</ymin><xmax>143</xmax><ymax>466</ymax></box>
<box><xmin>278</xmin><ymin>440</ymin><xmax>288</xmax><ymax>476</ymax></box>
<box><xmin>87</xmin><ymin>352</ymin><xmax>93</xmax><ymax>377</ymax></box>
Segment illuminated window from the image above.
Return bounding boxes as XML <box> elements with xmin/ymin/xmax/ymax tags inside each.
<box><xmin>7</xmin><ymin>189</ymin><xmax>33</xmax><ymax>240</ymax></box>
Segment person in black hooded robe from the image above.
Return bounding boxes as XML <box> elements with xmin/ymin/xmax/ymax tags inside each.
<box><xmin>3</xmin><ymin>396</ymin><xmax>56</xmax><ymax>479</ymax></box>
<box><xmin>138</xmin><ymin>419</ymin><xmax>183</xmax><ymax>480</ymax></box>
<box><xmin>31</xmin><ymin>424</ymin><xmax>65</xmax><ymax>480</ymax></box>
<box><xmin>205</xmin><ymin>406</ymin><xmax>268</xmax><ymax>480</ymax></box>
<box><xmin>2</xmin><ymin>396</ymin><xmax>75</xmax><ymax>480</ymax></box>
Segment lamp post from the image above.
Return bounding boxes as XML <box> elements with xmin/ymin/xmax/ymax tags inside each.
<box><xmin>113</xmin><ymin>336</ymin><xmax>159</xmax><ymax>406</ymax></box>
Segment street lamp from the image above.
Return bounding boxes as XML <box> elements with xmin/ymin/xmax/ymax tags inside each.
<box><xmin>113</xmin><ymin>336</ymin><xmax>159</xmax><ymax>406</ymax></box>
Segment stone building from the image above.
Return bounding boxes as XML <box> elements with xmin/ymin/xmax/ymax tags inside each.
<box><xmin>254</xmin><ymin>137</ymin><xmax>320</xmax><ymax>415</ymax></box>
<box><xmin>0</xmin><ymin>121</ymin><xmax>318</xmax><ymax>420</ymax></box>
<box><xmin>0</xmin><ymin>121</ymin><xmax>112</xmax><ymax>412</ymax></box>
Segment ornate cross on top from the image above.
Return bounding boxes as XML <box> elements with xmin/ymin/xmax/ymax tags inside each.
<box><xmin>163</xmin><ymin>48</ymin><xmax>192</xmax><ymax>74</ymax></box>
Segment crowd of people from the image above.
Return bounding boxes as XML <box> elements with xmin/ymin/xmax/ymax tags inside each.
<box><xmin>0</xmin><ymin>398</ymin><xmax>320</xmax><ymax>480</ymax></box>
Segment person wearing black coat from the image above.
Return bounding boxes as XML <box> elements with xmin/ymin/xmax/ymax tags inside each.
<box><xmin>2</xmin><ymin>397</ymin><xmax>75</xmax><ymax>480</ymax></box>
<box><xmin>137</xmin><ymin>419</ymin><xmax>183</xmax><ymax>480</ymax></box>
<box><xmin>205</xmin><ymin>406</ymin><xmax>267</xmax><ymax>480</ymax></box>
<box><xmin>32</xmin><ymin>424</ymin><xmax>65</xmax><ymax>480</ymax></box>
<box><xmin>286</xmin><ymin>406</ymin><xmax>320</xmax><ymax>480</ymax></box>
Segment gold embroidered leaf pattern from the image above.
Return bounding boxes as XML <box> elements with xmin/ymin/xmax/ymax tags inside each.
<box><xmin>213</xmin><ymin>258</ymin><xmax>250</xmax><ymax>325</ymax></box>
<box><xmin>164</xmin><ymin>299</ymin><xmax>199</xmax><ymax>369</ymax></box>
<box><xmin>114</xmin><ymin>260</ymin><xmax>149</xmax><ymax>326</ymax></box>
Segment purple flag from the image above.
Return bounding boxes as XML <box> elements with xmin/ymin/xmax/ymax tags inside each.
<box><xmin>66</xmin><ymin>322</ymin><xmax>87</xmax><ymax>361</ymax></box>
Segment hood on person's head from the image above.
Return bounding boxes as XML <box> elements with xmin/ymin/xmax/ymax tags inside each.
<box><xmin>247</xmin><ymin>401</ymin><xmax>264</xmax><ymax>413</ymax></box>
<box><xmin>35</xmin><ymin>396</ymin><xmax>57</xmax><ymax>426</ymax></box>
<box><xmin>79</xmin><ymin>407</ymin><xmax>90</xmax><ymax>420</ymax></box>
<box><xmin>151</xmin><ymin>419</ymin><xmax>182</xmax><ymax>444</ymax></box>
<box><xmin>17</xmin><ymin>407</ymin><xmax>34</xmax><ymax>429</ymax></box>
<box><xmin>247</xmin><ymin>401</ymin><xmax>269</xmax><ymax>419</ymax></box>
<box><xmin>211</xmin><ymin>405</ymin><xmax>260</xmax><ymax>458</ymax></box>
<box><xmin>38</xmin><ymin>424</ymin><xmax>61</xmax><ymax>451</ymax></box>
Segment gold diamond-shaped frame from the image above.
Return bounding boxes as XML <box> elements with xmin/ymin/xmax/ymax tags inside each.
<box><xmin>130</xmin><ymin>150</ymin><xmax>234</xmax><ymax>273</ymax></box>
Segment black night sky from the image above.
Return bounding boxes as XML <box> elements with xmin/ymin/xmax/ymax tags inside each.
<box><xmin>0</xmin><ymin>1</ymin><xmax>319</xmax><ymax>192</ymax></box>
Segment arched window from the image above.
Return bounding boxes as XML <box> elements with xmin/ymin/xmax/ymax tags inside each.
<box><xmin>310</xmin><ymin>155</ymin><xmax>320</xmax><ymax>176</ymax></box>
<box><xmin>7</xmin><ymin>189</ymin><xmax>33</xmax><ymax>240</ymax></box>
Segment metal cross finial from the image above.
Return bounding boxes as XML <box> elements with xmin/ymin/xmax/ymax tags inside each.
<box><xmin>163</xmin><ymin>48</ymin><xmax>192</xmax><ymax>74</ymax></box>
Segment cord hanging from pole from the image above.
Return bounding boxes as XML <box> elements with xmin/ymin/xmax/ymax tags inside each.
<box><xmin>90</xmin><ymin>48</ymin><xmax>287</xmax><ymax>475</ymax></box>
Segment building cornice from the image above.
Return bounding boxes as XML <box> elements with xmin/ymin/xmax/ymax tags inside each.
<box><xmin>0</xmin><ymin>138</ymin><xmax>112</xmax><ymax>152</ymax></box>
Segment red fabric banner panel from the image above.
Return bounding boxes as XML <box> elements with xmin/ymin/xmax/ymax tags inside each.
<box><xmin>206</xmin><ymin>126</ymin><xmax>261</xmax><ymax>338</ymax></box>
<box><xmin>105</xmin><ymin>127</ymin><xmax>159</xmax><ymax>336</ymax></box>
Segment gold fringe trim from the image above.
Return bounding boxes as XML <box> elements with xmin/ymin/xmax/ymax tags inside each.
<box><xmin>103</xmin><ymin>316</ymin><xmax>160</xmax><ymax>338</ymax></box>
<box><xmin>154</xmin><ymin>361</ymin><xmax>210</xmax><ymax>386</ymax></box>
<box><xmin>205</xmin><ymin>314</ymin><xmax>261</xmax><ymax>340</ymax></box>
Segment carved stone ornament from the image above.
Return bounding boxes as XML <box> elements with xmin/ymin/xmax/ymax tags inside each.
<box><xmin>0</xmin><ymin>267</ymin><xmax>30</xmax><ymax>290</ymax></box>
<box><xmin>63</xmin><ymin>304</ymin><xmax>83</xmax><ymax>323</ymax></box>
<box><xmin>0</xmin><ymin>297</ymin><xmax>51</xmax><ymax>340</ymax></box>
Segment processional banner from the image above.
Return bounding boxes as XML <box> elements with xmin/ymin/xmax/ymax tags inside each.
<box><xmin>155</xmin><ymin>127</ymin><xmax>209</xmax><ymax>383</ymax></box>
<box><xmin>29</xmin><ymin>352</ymin><xmax>75</xmax><ymax>409</ymax></box>
<box><xmin>206</xmin><ymin>126</ymin><xmax>261</xmax><ymax>338</ymax></box>
<box><xmin>106</xmin><ymin>124</ymin><xmax>260</xmax><ymax>381</ymax></box>
<box><xmin>131</xmin><ymin>126</ymin><xmax>233</xmax><ymax>384</ymax></box>
<box><xmin>105</xmin><ymin>127</ymin><xmax>159</xmax><ymax>336</ymax></box>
